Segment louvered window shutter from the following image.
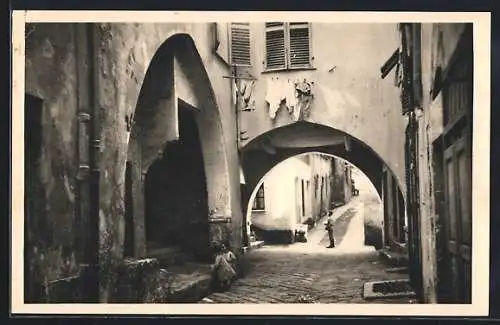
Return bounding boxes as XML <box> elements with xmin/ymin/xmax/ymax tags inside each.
<box><xmin>401</xmin><ymin>54</ymin><xmax>413</xmax><ymax>114</ymax></box>
<box><xmin>230</xmin><ymin>23</ymin><xmax>251</xmax><ymax>66</ymax></box>
<box><xmin>265</xmin><ymin>22</ymin><xmax>286</xmax><ymax>70</ymax></box>
<box><xmin>400</xmin><ymin>24</ymin><xmax>414</xmax><ymax>115</ymax></box>
<box><xmin>288</xmin><ymin>22</ymin><xmax>311</xmax><ymax>68</ymax></box>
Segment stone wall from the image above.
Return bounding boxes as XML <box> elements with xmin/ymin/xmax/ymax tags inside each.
<box><xmin>24</xmin><ymin>22</ymin><xmax>243</xmax><ymax>302</ymax></box>
<box><xmin>24</xmin><ymin>23</ymin><xmax>82</xmax><ymax>302</ymax></box>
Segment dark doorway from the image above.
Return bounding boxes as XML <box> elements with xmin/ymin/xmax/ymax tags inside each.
<box><xmin>382</xmin><ymin>172</ymin><xmax>390</xmax><ymax>247</ymax></box>
<box><xmin>241</xmin><ymin>184</ymin><xmax>249</xmax><ymax>247</ymax></box>
<box><xmin>123</xmin><ymin>162</ymin><xmax>134</xmax><ymax>257</ymax></box>
<box><xmin>144</xmin><ymin>102</ymin><xmax>210</xmax><ymax>261</ymax></box>
<box><xmin>392</xmin><ymin>178</ymin><xmax>399</xmax><ymax>240</ymax></box>
<box><xmin>397</xmin><ymin>190</ymin><xmax>406</xmax><ymax>243</ymax></box>
<box><xmin>24</xmin><ymin>94</ymin><xmax>45</xmax><ymax>302</ymax></box>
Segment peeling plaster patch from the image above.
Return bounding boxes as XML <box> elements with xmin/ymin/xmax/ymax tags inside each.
<box><xmin>41</xmin><ymin>38</ymin><xmax>55</xmax><ymax>59</ymax></box>
<box><xmin>110</xmin><ymin>62</ymin><xmax>118</xmax><ymax>80</ymax></box>
<box><xmin>100</xmin><ymin>53</ymin><xmax>110</xmax><ymax>79</ymax></box>
<box><xmin>99</xmin><ymin>209</ymin><xmax>110</xmax><ymax>250</ymax></box>
<box><xmin>141</xmin><ymin>41</ymin><xmax>149</xmax><ymax>74</ymax></box>
<box><xmin>63</xmin><ymin>175</ymin><xmax>75</xmax><ymax>203</ymax></box>
<box><xmin>126</xmin><ymin>51</ymin><xmax>138</xmax><ymax>83</ymax></box>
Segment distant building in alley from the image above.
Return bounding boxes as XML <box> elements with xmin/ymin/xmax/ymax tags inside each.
<box><xmin>248</xmin><ymin>153</ymin><xmax>352</xmax><ymax>244</ymax></box>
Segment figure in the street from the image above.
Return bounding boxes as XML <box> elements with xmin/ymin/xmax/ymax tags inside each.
<box><xmin>211</xmin><ymin>242</ymin><xmax>238</xmax><ymax>291</ymax></box>
<box><xmin>325</xmin><ymin>212</ymin><xmax>335</xmax><ymax>248</ymax></box>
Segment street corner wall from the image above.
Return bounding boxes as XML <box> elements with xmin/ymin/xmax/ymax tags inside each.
<box><xmin>93</xmin><ymin>23</ymin><xmax>151</xmax><ymax>296</ymax></box>
<box><xmin>24</xmin><ymin>23</ymin><xmax>81</xmax><ymax>300</ymax></box>
<box><xmin>93</xmin><ymin>23</ymin><xmax>175</xmax><ymax>296</ymax></box>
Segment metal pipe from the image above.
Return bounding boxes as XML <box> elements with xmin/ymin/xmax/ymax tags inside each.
<box><xmin>86</xmin><ymin>23</ymin><xmax>101</xmax><ymax>302</ymax></box>
<box><xmin>74</xmin><ymin>24</ymin><xmax>91</xmax><ymax>281</ymax></box>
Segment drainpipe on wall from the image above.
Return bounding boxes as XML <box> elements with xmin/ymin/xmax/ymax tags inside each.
<box><xmin>86</xmin><ymin>23</ymin><xmax>101</xmax><ymax>303</ymax></box>
<box><xmin>74</xmin><ymin>23</ymin><xmax>92</xmax><ymax>301</ymax></box>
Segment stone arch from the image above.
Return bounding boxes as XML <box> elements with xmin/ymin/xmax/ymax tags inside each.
<box><xmin>240</xmin><ymin>121</ymin><xmax>405</xmax><ymax>249</ymax></box>
<box><xmin>125</xmin><ymin>33</ymin><xmax>230</xmax><ymax>258</ymax></box>
<box><xmin>241</xmin><ymin>122</ymin><xmax>404</xmax><ymax>197</ymax></box>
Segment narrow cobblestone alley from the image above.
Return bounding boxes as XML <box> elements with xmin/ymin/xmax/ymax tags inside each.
<box><xmin>201</xmin><ymin>198</ymin><xmax>416</xmax><ymax>304</ymax></box>
<box><xmin>17</xmin><ymin>18</ymin><xmax>483</xmax><ymax>310</ymax></box>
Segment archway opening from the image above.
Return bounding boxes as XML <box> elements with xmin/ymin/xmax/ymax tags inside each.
<box><xmin>245</xmin><ymin>152</ymin><xmax>388</xmax><ymax>251</ymax></box>
<box><xmin>239</xmin><ymin>121</ymin><xmax>407</xmax><ymax>253</ymax></box>
<box><xmin>144</xmin><ymin>102</ymin><xmax>210</xmax><ymax>260</ymax></box>
<box><xmin>124</xmin><ymin>33</ymin><xmax>232</xmax><ymax>261</ymax></box>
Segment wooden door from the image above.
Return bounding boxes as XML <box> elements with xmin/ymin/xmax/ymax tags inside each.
<box><xmin>443</xmin><ymin>135</ymin><xmax>472</xmax><ymax>303</ymax></box>
<box><xmin>441</xmin><ymin>27</ymin><xmax>473</xmax><ymax>303</ymax></box>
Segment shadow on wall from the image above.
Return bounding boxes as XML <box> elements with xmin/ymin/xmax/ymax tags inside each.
<box><xmin>352</xmin><ymin>168</ymin><xmax>384</xmax><ymax>250</ymax></box>
<box><xmin>363</xmin><ymin>195</ymin><xmax>384</xmax><ymax>249</ymax></box>
<box><xmin>250</xmin><ymin>224</ymin><xmax>295</xmax><ymax>245</ymax></box>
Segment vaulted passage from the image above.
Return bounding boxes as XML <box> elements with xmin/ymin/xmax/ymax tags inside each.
<box><xmin>239</xmin><ymin>122</ymin><xmax>406</xmax><ymax>251</ymax></box>
<box><xmin>144</xmin><ymin>103</ymin><xmax>210</xmax><ymax>261</ymax></box>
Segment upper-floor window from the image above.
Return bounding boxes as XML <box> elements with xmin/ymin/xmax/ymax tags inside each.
<box><xmin>265</xmin><ymin>22</ymin><xmax>312</xmax><ymax>71</ymax></box>
<box><xmin>230</xmin><ymin>22</ymin><xmax>251</xmax><ymax>66</ymax></box>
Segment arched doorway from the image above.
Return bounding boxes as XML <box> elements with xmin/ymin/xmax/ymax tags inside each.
<box><xmin>124</xmin><ymin>34</ymin><xmax>231</xmax><ymax>262</ymax></box>
<box><xmin>144</xmin><ymin>102</ymin><xmax>210</xmax><ymax>260</ymax></box>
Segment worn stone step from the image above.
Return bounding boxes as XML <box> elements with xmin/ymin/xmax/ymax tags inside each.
<box><xmin>243</xmin><ymin>240</ymin><xmax>265</xmax><ymax>253</ymax></box>
<box><xmin>385</xmin><ymin>266</ymin><xmax>409</xmax><ymax>274</ymax></box>
<box><xmin>148</xmin><ymin>246</ymin><xmax>192</xmax><ymax>267</ymax></box>
<box><xmin>166</xmin><ymin>271</ymin><xmax>213</xmax><ymax>303</ymax></box>
<box><xmin>378</xmin><ymin>248</ymin><xmax>408</xmax><ymax>267</ymax></box>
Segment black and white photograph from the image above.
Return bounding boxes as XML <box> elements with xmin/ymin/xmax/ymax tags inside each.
<box><xmin>10</xmin><ymin>11</ymin><xmax>491</xmax><ymax>316</ymax></box>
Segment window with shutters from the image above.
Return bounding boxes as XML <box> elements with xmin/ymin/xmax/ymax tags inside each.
<box><xmin>265</xmin><ymin>22</ymin><xmax>312</xmax><ymax>71</ymax></box>
<box><xmin>230</xmin><ymin>23</ymin><xmax>251</xmax><ymax>66</ymax></box>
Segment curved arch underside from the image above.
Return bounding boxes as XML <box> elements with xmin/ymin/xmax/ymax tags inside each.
<box><xmin>240</xmin><ymin>122</ymin><xmax>402</xmax><ymax>217</ymax></box>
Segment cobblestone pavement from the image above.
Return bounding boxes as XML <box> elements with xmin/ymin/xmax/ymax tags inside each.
<box><xmin>202</xmin><ymin>198</ymin><xmax>416</xmax><ymax>304</ymax></box>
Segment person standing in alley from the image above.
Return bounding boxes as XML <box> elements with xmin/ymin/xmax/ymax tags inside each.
<box><xmin>325</xmin><ymin>211</ymin><xmax>335</xmax><ymax>248</ymax></box>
